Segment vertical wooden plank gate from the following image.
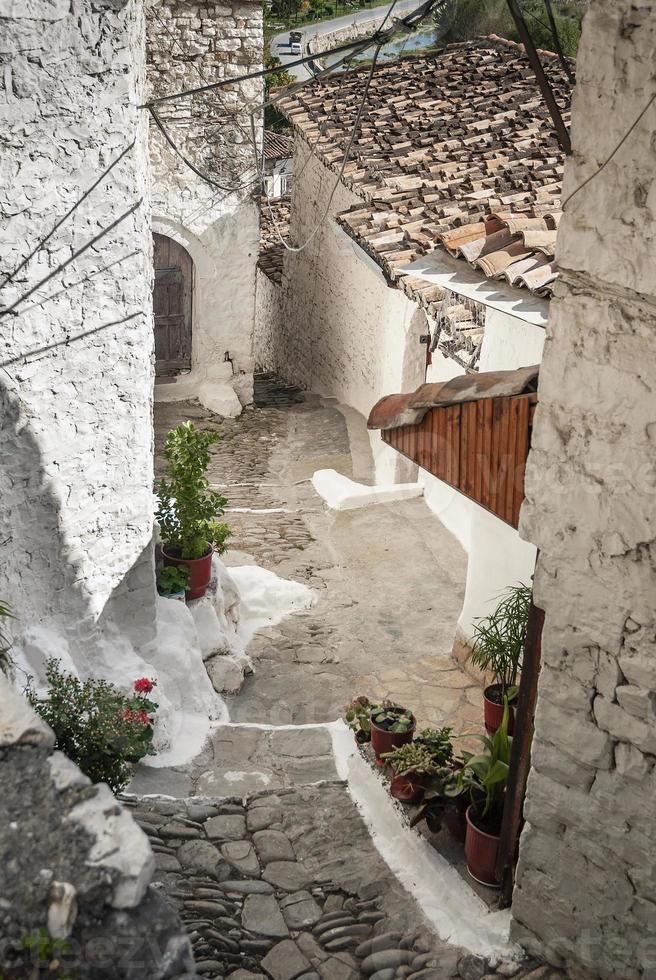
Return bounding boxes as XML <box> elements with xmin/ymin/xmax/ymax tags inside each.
<box><xmin>153</xmin><ymin>232</ymin><xmax>193</xmax><ymax>377</ymax></box>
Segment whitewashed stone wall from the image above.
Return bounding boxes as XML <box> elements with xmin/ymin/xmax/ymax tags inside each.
<box><xmin>255</xmin><ymin>139</ymin><xmax>427</xmax><ymax>483</ymax></box>
<box><xmin>147</xmin><ymin>0</ymin><xmax>263</xmax><ymax>406</ymax></box>
<box><xmin>512</xmin><ymin>3</ymin><xmax>656</xmax><ymax>977</ymax></box>
<box><xmin>0</xmin><ymin>0</ymin><xmax>157</xmax><ymax>652</ymax></box>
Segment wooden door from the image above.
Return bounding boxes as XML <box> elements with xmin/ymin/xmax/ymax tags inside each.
<box><xmin>153</xmin><ymin>233</ymin><xmax>193</xmax><ymax>376</ymax></box>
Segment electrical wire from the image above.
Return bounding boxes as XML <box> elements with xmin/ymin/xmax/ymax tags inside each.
<box><xmin>0</xmin><ymin>140</ymin><xmax>135</xmax><ymax>290</ymax></box>
<box><xmin>150</xmin><ymin>7</ymin><xmax>260</xmax><ymax>194</ymax></box>
<box><xmin>0</xmin><ymin>200</ymin><xmax>143</xmax><ymax>317</ymax></box>
<box><xmin>562</xmin><ymin>89</ymin><xmax>656</xmax><ymax>210</ymax></box>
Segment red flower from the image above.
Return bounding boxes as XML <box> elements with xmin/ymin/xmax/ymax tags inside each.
<box><xmin>134</xmin><ymin>677</ymin><xmax>155</xmax><ymax>694</ymax></box>
<box><xmin>134</xmin><ymin>709</ymin><xmax>151</xmax><ymax>726</ymax></box>
<box><xmin>123</xmin><ymin>709</ymin><xmax>134</xmax><ymax>722</ymax></box>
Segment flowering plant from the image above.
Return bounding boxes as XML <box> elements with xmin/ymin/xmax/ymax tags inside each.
<box><xmin>27</xmin><ymin>660</ymin><xmax>159</xmax><ymax>794</ymax></box>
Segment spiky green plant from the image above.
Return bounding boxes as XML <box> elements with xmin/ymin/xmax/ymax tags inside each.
<box><xmin>470</xmin><ymin>584</ymin><xmax>532</xmax><ymax>699</ymax></box>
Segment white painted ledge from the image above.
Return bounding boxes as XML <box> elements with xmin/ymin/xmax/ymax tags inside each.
<box><xmin>329</xmin><ymin>720</ymin><xmax>517</xmax><ymax>960</ymax></box>
<box><xmin>311</xmin><ymin>468</ymin><xmax>423</xmax><ymax>511</ymax></box>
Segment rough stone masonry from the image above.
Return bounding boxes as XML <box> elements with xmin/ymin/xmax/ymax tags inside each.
<box><xmin>512</xmin><ymin>2</ymin><xmax>656</xmax><ymax>978</ymax></box>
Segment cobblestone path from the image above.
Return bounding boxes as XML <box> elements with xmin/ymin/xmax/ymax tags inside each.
<box><xmin>155</xmin><ymin>379</ymin><xmax>479</xmax><ymax>733</ymax></box>
<box><xmin>126</xmin><ymin>782</ymin><xmax>563</xmax><ymax>980</ymax></box>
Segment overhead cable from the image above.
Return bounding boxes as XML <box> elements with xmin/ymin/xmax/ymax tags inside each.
<box><xmin>140</xmin><ymin>0</ymin><xmax>440</xmax><ymax>109</ymax></box>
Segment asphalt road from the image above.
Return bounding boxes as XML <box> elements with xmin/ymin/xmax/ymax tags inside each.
<box><xmin>271</xmin><ymin>0</ymin><xmax>425</xmax><ymax>80</ymax></box>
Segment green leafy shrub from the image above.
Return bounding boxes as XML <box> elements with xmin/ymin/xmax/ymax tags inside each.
<box><xmin>157</xmin><ymin>565</ymin><xmax>189</xmax><ymax>596</ymax></box>
<box><xmin>27</xmin><ymin>661</ymin><xmax>158</xmax><ymax>794</ymax></box>
<box><xmin>470</xmin><ymin>584</ymin><xmax>532</xmax><ymax>700</ymax></box>
<box><xmin>411</xmin><ymin>765</ymin><xmax>465</xmax><ymax>833</ymax></box>
<box><xmin>156</xmin><ymin>421</ymin><xmax>230</xmax><ymax>560</ymax></box>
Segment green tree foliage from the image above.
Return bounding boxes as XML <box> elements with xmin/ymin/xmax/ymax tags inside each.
<box><xmin>437</xmin><ymin>0</ymin><xmax>583</xmax><ymax>57</ymax></box>
<box><xmin>265</xmin><ymin>55</ymin><xmax>296</xmax><ymax>132</ymax></box>
<box><xmin>27</xmin><ymin>661</ymin><xmax>158</xmax><ymax>794</ymax></box>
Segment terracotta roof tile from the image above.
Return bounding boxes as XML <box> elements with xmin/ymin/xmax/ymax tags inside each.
<box><xmin>258</xmin><ymin>196</ymin><xmax>290</xmax><ymax>285</ymax></box>
<box><xmin>263</xmin><ymin>130</ymin><xmax>294</xmax><ymax>161</ymax></box>
<box><xmin>278</xmin><ymin>38</ymin><xmax>572</xmax><ymax>302</ymax></box>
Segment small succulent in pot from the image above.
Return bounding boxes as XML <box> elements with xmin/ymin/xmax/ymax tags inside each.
<box><xmin>382</xmin><ymin>742</ymin><xmax>441</xmax><ymax>804</ymax></box>
<box><xmin>371</xmin><ymin>701</ymin><xmax>414</xmax><ymax>733</ymax></box>
<box><xmin>414</xmin><ymin>726</ymin><xmax>454</xmax><ymax>766</ymax></box>
<box><xmin>344</xmin><ymin>695</ymin><xmax>378</xmax><ymax>743</ymax></box>
<box><xmin>370</xmin><ymin>700</ymin><xmax>416</xmax><ymax>761</ymax></box>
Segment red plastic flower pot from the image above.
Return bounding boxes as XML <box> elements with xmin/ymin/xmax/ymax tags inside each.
<box><xmin>163</xmin><ymin>546</ymin><xmax>213</xmax><ymax>601</ymax></box>
<box><xmin>389</xmin><ymin>770</ymin><xmax>426</xmax><ymax>804</ymax></box>
<box><xmin>464</xmin><ymin>804</ymin><xmax>501</xmax><ymax>887</ymax></box>
<box><xmin>370</xmin><ymin>715</ymin><xmax>415</xmax><ymax>763</ymax></box>
<box><xmin>483</xmin><ymin>685</ymin><xmax>515</xmax><ymax>735</ymax></box>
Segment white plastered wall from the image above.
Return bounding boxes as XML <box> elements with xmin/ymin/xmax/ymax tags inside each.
<box><xmin>421</xmin><ymin>308</ymin><xmax>545</xmax><ymax>645</ymax></box>
<box><xmin>256</xmin><ymin>140</ymin><xmax>428</xmax><ymax>483</ymax></box>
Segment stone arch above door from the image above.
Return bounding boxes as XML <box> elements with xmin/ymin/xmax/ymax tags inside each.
<box><xmin>153</xmin><ymin>232</ymin><xmax>193</xmax><ymax>377</ymax></box>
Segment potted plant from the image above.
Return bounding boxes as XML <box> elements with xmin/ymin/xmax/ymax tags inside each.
<box><xmin>344</xmin><ymin>696</ymin><xmax>379</xmax><ymax>743</ymax></box>
<box><xmin>370</xmin><ymin>701</ymin><xmax>415</xmax><ymax>762</ymax></box>
<box><xmin>157</xmin><ymin>565</ymin><xmax>189</xmax><ymax>603</ymax></box>
<box><xmin>470</xmin><ymin>584</ymin><xmax>531</xmax><ymax>734</ymax></box>
<box><xmin>414</xmin><ymin>726</ymin><xmax>454</xmax><ymax>765</ymax></box>
<box><xmin>459</xmin><ymin>700</ymin><xmax>512</xmax><ymax>886</ymax></box>
<box><xmin>156</xmin><ymin>421</ymin><xmax>231</xmax><ymax>601</ymax></box>
<box><xmin>382</xmin><ymin>742</ymin><xmax>440</xmax><ymax>803</ymax></box>
<box><xmin>410</xmin><ymin>764</ymin><xmax>468</xmax><ymax>841</ymax></box>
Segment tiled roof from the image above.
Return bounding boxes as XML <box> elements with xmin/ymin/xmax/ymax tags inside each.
<box><xmin>278</xmin><ymin>38</ymin><xmax>572</xmax><ymax>298</ymax></box>
<box><xmin>368</xmin><ymin>364</ymin><xmax>540</xmax><ymax>430</ymax></box>
<box><xmin>263</xmin><ymin>130</ymin><xmax>294</xmax><ymax>161</ymax></box>
<box><xmin>258</xmin><ymin>196</ymin><xmax>290</xmax><ymax>284</ymax></box>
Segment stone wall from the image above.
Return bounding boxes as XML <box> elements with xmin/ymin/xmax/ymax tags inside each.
<box><xmin>147</xmin><ymin>0</ymin><xmax>263</xmax><ymax>406</ymax></box>
<box><xmin>0</xmin><ymin>0</ymin><xmax>157</xmax><ymax>652</ymax></box>
<box><xmin>0</xmin><ymin>676</ymin><xmax>193</xmax><ymax>977</ymax></box>
<box><xmin>512</xmin><ymin>2</ymin><xmax>656</xmax><ymax>977</ymax></box>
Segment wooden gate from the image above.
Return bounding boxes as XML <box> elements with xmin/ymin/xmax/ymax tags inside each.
<box><xmin>153</xmin><ymin>233</ymin><xmax>193</xmax><ymax>376</ymax></box>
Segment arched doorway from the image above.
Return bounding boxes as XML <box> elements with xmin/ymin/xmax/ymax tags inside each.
<box><xmin>153</xmin><ymin>232</ymin><xmax>193</xmax><ymax>376</ymax></box>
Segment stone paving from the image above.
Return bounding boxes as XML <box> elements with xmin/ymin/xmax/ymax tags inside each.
<box><xmin>125</xmin><ymin>782</ymin><xmax>565</xmax><ymax>980</ymax></box>
<box><xmin>154</xmin><ymin>378</ymin><xmax>481</xmax><ymax>736</ymax></box>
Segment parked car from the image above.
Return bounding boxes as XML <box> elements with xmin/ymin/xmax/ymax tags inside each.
<box><xmin>290</xmin><ymin>40</ymin><xmax>302</xmax><ymax>55</ymax></box>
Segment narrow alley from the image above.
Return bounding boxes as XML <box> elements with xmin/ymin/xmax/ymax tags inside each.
<box><xmin>154</xmin><ymin>377</ymin><xmax>476</xmax><ymax>730</ymax></box>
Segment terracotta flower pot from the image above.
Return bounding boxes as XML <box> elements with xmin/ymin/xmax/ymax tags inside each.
<box><xmin>443</xmin><ymin>798</ymin><xmax>468</xmax><ymax>843</ymax></box>
<box><xmin>483</xmin><ymin>685</ymin><xmax>515</xmax><ymax>735</ymax></box>
<box><xmin>370</xmin><ymin>714</ymin><xmax>415</xmax><ymax>763</ymax></box>
<box><xmin>390</xmin><ymin>770</ymin><xmax>427</xmax><ymax>804</ymax></box>
<box><xmin>163</xmin><ymin>546</ymin><xmax>213</xmax><ymax>601</ymax></box>
<box><xmin>464</xmin><ymin>804</ymin><xmax>501</xmax><ymax>887</ymax></box>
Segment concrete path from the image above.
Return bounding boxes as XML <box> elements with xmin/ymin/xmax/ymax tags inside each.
<box><xmin>271</xmin><ymin>0</ymin><xmax>424</xmax><ymax>79</ymax></box>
